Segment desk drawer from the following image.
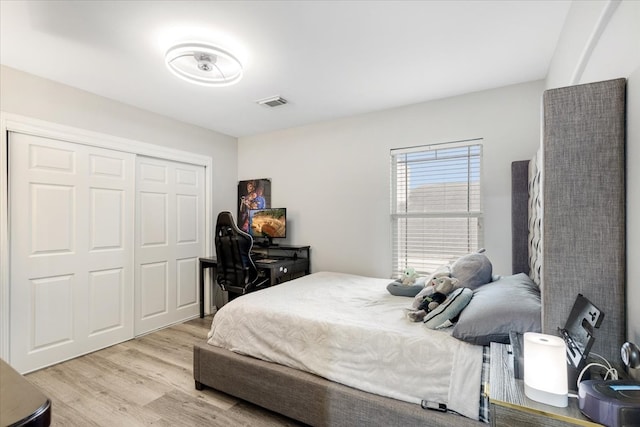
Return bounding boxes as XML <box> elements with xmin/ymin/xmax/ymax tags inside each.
<box><xmin>272</xmin><ymin>259</ymin><xmax>308</xmax><ymax>284</ymax></box>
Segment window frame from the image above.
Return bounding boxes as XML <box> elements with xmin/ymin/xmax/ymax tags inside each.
<box><xmin>390</xmin><ymin>139</ymin><xmax>484</xmax><ymax>276</ymax></box>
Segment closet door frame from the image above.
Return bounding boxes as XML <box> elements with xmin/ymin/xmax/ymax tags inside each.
<box><xmin>0</xmin><ymin>112</ymin><xmax>214</xmax><ymax>362</ymax></box>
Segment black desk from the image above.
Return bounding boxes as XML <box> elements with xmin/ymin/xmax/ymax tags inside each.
<box><xmin>252</xmin><ymin>245</ymin><xmax>311</xmax><ymax>286</ymax></box>
<box><xmin>199</xmin><ymin>246</ymin><xmax>310</xmax><ymax>317</ymax></box>
<box><xmin>199</xmin><ymin>257</ymin><xmax>217</xmax><ymax>318</ymax></box>
<box><xmin>255</xmin><ymin>257</ymin><xmax>309</xmax><ymax>286</ymax></box>
<box><xmin>251</xmin><ymin>245</ymin><xmax>310</xmax><ymax>271</ymax></box>
<box><xmin>0</xmin><ymin>358</ymin><xmax>51</xmax><ymax>427</ymax></box>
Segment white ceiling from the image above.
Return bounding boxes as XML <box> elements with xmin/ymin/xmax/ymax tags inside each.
<box><xmin>0</xmin><ymin>1</ymin><xmax>572</xmax><ymax>138</ymax></box>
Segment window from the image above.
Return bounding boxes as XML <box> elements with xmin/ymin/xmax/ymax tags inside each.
<box><xmin>391</xmin><ymin>139</ymin><xmax>483</xmax><ymax>276</ymax></box>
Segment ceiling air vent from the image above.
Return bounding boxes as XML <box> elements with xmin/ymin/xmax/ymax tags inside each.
<box><xmin>257</xmin><ymin>96</ymin><xmax>288</xmax><ymax>107</ymax></box>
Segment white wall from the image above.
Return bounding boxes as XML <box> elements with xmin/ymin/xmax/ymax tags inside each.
<box><xmin>238</xmin><ymin>80</ymin><xmax>544</xmax><ymax>278</ymax></box>
<box><xmin>0</xmin><ymin>65</ymin><xmax>239</xmax><ymax>219</ymax></box>
<box><xmin>546</xmin><ymin>0</ymin><xmax>640</xmax><ymax>353</ymax></box>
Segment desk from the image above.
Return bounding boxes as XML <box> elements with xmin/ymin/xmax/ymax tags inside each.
<box><xmin>199</xmin><ymin>246</ymin><xmax>310</xmax><ymax>317</ymax></box>
<box><xmin>252</xmin><ymin>245</ymin><xmax>310</xmax><ymax>273</ymax></box>
<box><xmin>255</xmin><ymin>257</ymin><xmax>309</xmax><ymax>286</ymax></box>
<box><xmin>199</xmin><ymin>257</ymin><xmax>217</xmax><ymax>318</ymax></box>
<box><xmin>0</xmin><ymin>358</ymin><xmax>51</xmax><ymax>427</ymax></box>
<box><xmin>253</xmin><ymin>244</ymin><xmax>311</xmax><ymax>286</ymax></box>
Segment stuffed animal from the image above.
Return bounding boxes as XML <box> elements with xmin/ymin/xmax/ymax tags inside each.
<box><xmin>386</xmin><ymin>268</ymin><xmax>427</xmax><ymax>297</ymax></box>
<box><xmin>401</xmin><ymin>267</ymin><xmax>420</xmax><ymax>286</ymax></box>
<box><xmin>419</xmin><ymin>276</ymin><xmax>458</xmax><ymax>311</ymax></box>
<box><xmin>406</xmin><ymin>276</ymin><xmax>458</xmax><ymax>322</ymax></box>
<box><xmin>411</xmin><ymin>265</ymin><xmax>451</xmax><ymax>309</ymax></box>
<box><xmin>450</xmin><ymin>249</ymin><xmax>492</xmax><ymax>290</ymax></box>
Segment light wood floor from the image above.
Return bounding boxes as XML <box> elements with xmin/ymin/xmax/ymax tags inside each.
<box><xmin>26</xmin><ymin>316</ymin><xmax>305</xmax><ymax>426</ymax></box>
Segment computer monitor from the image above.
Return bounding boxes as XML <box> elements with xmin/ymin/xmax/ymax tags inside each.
<box><xmin>248</xmin><ymin>208</ymin><xmax>287</xmax><ymax>246</ymax></box>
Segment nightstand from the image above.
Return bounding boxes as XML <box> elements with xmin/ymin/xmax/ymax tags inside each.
<box><xmin>0</xmin><ymin>358</ymin><xmax>51</xmax><ymax>426</ymax></box>
<box><xmin>489</xmin><ymin>342</ymin><xmax>602</xmax><ymax>427</ymax></box>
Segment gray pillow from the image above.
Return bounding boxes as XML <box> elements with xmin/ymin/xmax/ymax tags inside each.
<box><xmin>423</xmin><ymin>287</ymin><xmax>473</xmax><ymax>330</ymax></box>
<box><xmin>450</xmin><ymin>251</ymin><xmax>493</xmax><ymax>290</ymax></box>
<box><xmin>452</xmin><ymin>273</ymin><xmax>541</xmax><ymax>345</ymax></box>
<box><xmin>386</xmin><ymin>281</ymin><xmax>423</xmax><ymax>297</ymax></box>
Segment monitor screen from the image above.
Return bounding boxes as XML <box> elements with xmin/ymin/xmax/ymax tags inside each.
<box><xmin>249</xmin><ymin>208</ymin><xmax>287</xmax><ymax>239</ymax></box>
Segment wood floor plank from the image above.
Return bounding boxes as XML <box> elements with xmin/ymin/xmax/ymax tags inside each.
<box><xmin>28</xmin><ymin>363</ymin><xmax>101</xmax><ymax>405</ymax></box>
<box><xmin>103</xmin><ymin>347</ymin><xmax>196</xmax><ymax>394</ymax></box>
<box><xmin>145</xmin><ymin>389</ymin><xmax>243</xmax><ymax>426</ymax></box>
<box><xmin>41</xmin><ymin>399</ymin><xmax>103</xmax><ymax>427</ymax></box>
<box><xmin>171</xmin><ymin>319</ymin><xmax>212</xmax><ymax>338</ymax></box>
<box><xmin>122</xmin><ymin>332</ymin><xmax>196</xmax><ymax>371</ymax></box>
<box><xmin>32</xmin><ymin>357</ymin><xmax>165</xmax><ymax>426</ymax></box>
<box><xmin>71</xmin><ymin>353</ymin><xmax>170</xmax><ymax>406</ymax></box>
<box><xmin>25</xmin><ymin>316</ymin><xmax>304</xmax><ymax>426</ymax></box>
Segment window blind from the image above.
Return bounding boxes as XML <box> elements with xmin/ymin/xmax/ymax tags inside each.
<box><xmin>391</xmin><ymin>140</ymin><xmax>483</xmax><ymax>276</ymax></box>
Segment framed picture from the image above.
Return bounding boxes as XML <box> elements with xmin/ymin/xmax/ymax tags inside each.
<box><xmin>237</xmin><ymin>178</ymin><xmax>271</xmax><ymax>232</ymax></box>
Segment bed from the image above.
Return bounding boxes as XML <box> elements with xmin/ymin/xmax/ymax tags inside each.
<box><xmin>194</xmin><ymin>78</ymin><xmax>626</xmax><ymax>426</ymax></box>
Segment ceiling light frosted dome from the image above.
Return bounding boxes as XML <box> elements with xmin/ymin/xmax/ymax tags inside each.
<box><xmin>165</xmin><ymin>42</ymin><xmax>243</xmax><ymax>87</ymax></box>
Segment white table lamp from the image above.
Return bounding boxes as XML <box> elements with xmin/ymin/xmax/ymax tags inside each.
<box><xmin>523</xmin><ymin>332</ymin><xmax>568</xmax><ymax>407</ymax></box>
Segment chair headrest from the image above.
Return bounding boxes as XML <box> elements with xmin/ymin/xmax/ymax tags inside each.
<box><xmin>216</xmin><ymin>211</ymin><xmax>251</xmax><ymax>241</ymax></box>
<box><xmin>216</xmin><ymin>211</ymin><xmax>239</xmax><ymax>229</ymax></box>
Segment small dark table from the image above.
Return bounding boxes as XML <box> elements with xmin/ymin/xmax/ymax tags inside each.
<box><xmin>199</xmin><ymin>257</ymin><xmax>217</xmax><ymax>318</ymax></box>
<box><xmin>0</xmin><ymin>358</ymin><xmax>51</xmax><ymax>426</ymax></box>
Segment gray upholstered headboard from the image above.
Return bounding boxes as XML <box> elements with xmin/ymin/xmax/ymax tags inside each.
<box><xmin>511</xmin><ymin>78</ymin><xmax>626</xmax><ymax>366</ymax></box>
<box><xmin>511</xmin><ymin>160</ymin><xmax>530</xmax><ymax>276</ymax></box>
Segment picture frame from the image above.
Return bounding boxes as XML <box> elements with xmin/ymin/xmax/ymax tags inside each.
<box><xmin>237</xmin><ymin>178</ymin><xmax>271</xmax><ymax>232</ymax></box>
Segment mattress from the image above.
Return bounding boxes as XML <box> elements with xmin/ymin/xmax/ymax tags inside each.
<box><xmin>207</xmin><ymin>271</ymin><xmax>484</xmax><ymax>420</ymax></box>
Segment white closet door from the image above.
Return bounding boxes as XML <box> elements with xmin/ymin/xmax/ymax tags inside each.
<box><xmin>135</xmin><ymin>157</ymin><xmax>204</xmax><ymax>335</ymax></box>
<box><xmin>9</xmin><ymin>132</ymin><xmax>135</xmax><ymax>373</ymax></box>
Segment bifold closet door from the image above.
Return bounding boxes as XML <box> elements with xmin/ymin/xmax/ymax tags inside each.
<box><xmin>9</xmin><ymin>132</ymin><xmax>135</xmax><ymax>373</ymax></box>
<box><xmin>135</xmin><ymin>157</ymin><xmax>204</xmax><ymax>335</ymax></box>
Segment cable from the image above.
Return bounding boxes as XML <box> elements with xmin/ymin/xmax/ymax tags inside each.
<box><xmin>589</xmin><ymin>352</ymin><xmax>613</xmax><ymax>370</ymax></box>
<box><xmin>577</xmin><ymin>362</ymin><xmax>618</xmax><ymax>390</ymax></box>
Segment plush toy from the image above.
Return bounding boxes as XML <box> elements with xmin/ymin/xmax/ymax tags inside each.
<box><xmin>406</xmin><ymin>276</ymin><xmax>458</xmax><ymax>322</ymax></box>
<box><xmin>411</xmin><ymin>265</ymin><xmax>451</xmax><ymax>309</ymax></box>
<box><xmin>401</xmin><ymin>267</ymin><xmax>420</xmax><ymax>286</ymax></box>
<box><xmin>450</xmin><ymin>248</ymin><xmax>492</xmax><ymax>290</ymax></box>
<box><xmin>419</xmin><ymin>276</ymin><xmax>458</xmax><ymax>310</ymax></box>
<box><xmin>386</xmin><ymin>268</ymin><xmax>427</xmax><ymax>297</ymax></box>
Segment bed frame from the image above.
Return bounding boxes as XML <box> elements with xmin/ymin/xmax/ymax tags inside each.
<box><xmin>193</xmin><ymin>79</ymin><xmax>626</xmax><ymax>426</ymax></box>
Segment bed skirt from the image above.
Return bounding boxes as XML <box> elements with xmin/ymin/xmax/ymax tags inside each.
<box><xmin>193</xmin><ymin>342</ymin><xmax>484</xmax><ymax>427</ymax></box>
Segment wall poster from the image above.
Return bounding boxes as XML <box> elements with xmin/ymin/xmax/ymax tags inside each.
<box><xmin>237</xmin><ymin>178</ymin><xmax>271</xmax><ymax>232</ymax></box>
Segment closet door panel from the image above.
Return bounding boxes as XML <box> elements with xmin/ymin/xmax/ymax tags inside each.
<box><xmin>177</xmin><ymin>194</ymin><xmax>198</xmax><ymax>243</ymax></box>
<box><xmin>31</xmin><ymin>184</ymin><xmax>75</xmax><ymax>255</ymax></box>
<box><xmin>176</xmin><ymin>257</ymin><xmax>198</xmax><ymax>308</ymax></box>
<box><xmin>135</xmin><ymin>157</ymin><xmax>204</xmax><ymax>335</ymax></box>
<box><xmin>139</xmin><ymin>191</ymin><xmax>168</xmax><ymax>247</ymax></box>
<box><xmin>88</xmin><ymin>268</ymin><xmax>125</xmax><ymax>335</ymax></box>
<box><xmin>84</xmin><ymin>144</ymin><xmax>134</xmax><ymax>351</ymax></box>
<box><xmin>173</xmin><ymin>164</ymin><xmax>204</xmax><ymax>317</ymax></box>
<box><xmin>9</xmin><ymin>132</ymin><xmax>135</xmax><ymax>373</ymax></box>
<box><xmin>31</xmin><ymin>274</ymin><xmax>74</xmax><ymax>349</ymax></box>
<box><xmin>139</xmin><ymin>261</ymin><xmax>169</xmax><ymax>318</ymax></box>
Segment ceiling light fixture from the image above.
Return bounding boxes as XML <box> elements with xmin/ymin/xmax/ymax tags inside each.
<box><xmin>165</xmin><ymin>42</ymin><xmax>243</xmax><ymax>87</ymax></box>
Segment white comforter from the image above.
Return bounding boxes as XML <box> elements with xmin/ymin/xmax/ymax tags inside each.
<box><xmin>207</xmin><ymin>271</ymin><xmax>483</xmax><ymax>420</ymax></box>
